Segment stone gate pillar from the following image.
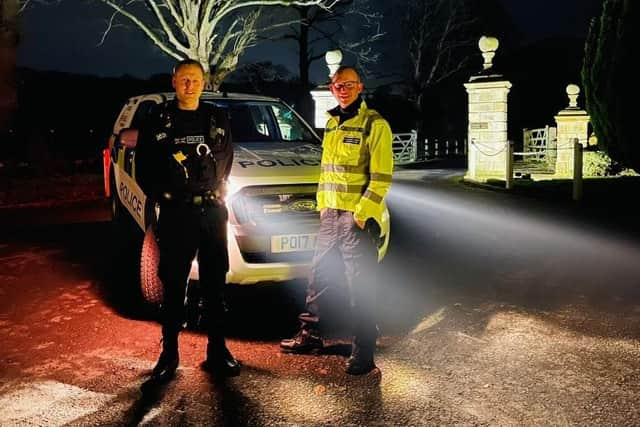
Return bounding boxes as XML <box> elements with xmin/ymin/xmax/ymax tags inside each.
<box><xmin>554</xmin><ymin>84</ymin><xmax>590</xmax><ymax>177</ymax></box>
<box><xmin>463</xmin><ymin>36</ymin><xmax>512</xmax><ymax>183</ymax></box>
<box><xmin>309</xmin><ymin>50</ymin><xmax>342</xmax><ymax>129</ymax></box>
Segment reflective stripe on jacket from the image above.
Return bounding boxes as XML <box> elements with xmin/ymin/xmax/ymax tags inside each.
<box><xmin>317</xmin><ymin>100</ymin><xmax>393</xmax><ymax>235</ymax></box>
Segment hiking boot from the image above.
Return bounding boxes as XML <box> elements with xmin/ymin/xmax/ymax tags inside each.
<box><xmin>345</xmin><ymin>342</ymin><xmax>376</xmax><ymax>375</ymax></box>
<box><xmin>151</xmin><ymin>349</ymin><xmax>179</xmax><ymax>380</ymax></box>
<box><xmin>201</xmin><ymin>346</ymin><xmax>241</xmax><ymax>377</ymax></box>
<box><xmin>150</xmin><ymin>332</ymin><xmax>179</xmax><ymax>381</ymax></box>
<box><xmin>345</xmin><ymin>355</ymin><xmax>377</xmax><ymax>375</ymax></box>
<box><xmin>280</xmin><ymin>329</ymin><xmax>323</xmax><ymax>354</ymax></box>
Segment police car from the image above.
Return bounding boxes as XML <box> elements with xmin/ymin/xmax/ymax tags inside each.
<box><xmin>103</xmin><ymin>91</ymin><xmax>389</xmax><ymax>306</ymax></box>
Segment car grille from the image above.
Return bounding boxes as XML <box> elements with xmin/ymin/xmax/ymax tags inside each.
<box><xmin>229</xmin><ymin>184</ymin><xmax>320</xmax><ymax>263</ymax></box>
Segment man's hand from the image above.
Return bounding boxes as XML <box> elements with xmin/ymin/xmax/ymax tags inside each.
<box><xmin>214</xmin><ymin>180</ymin><xmax>228</xmax><ymax>201</ymax></box>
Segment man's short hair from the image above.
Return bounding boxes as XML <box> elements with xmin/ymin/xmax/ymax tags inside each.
<box><xmin>332</xmin><ymin>65</ymin><xmax>361</xmax><ymax>81</ymax></box>
<box><xmin>173</xmin><ymin>59</ymin><xmax>205</xmax><ymax>75</ymax></box>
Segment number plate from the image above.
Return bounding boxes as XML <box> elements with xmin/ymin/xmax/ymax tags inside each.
<box><xmin>271</xmin><ymin>233</ymin><xmax>317</xmax><ymax>253</ymax></box>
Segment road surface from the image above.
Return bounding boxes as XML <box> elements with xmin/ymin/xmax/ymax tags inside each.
<box><xmin>1</xmin><ymin>166</ymin><xmax>639</xmax><ymax>426</ymax></box>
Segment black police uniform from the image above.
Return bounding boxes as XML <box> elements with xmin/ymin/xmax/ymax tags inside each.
<box><xmin>135</xmin><ymin>99</ymin><xmax>238</xmax><ymax>377</ymax></box>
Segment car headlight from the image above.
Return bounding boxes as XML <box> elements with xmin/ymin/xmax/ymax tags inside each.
<box><xmin>226</xmin><ymin>179</ymin><xmax>250</xmax><ymax>224</ymax></box>
<box><xmin>226</xmin><ymin>178</ymin><xmax>241</xmax><ymax>198</ymax></box>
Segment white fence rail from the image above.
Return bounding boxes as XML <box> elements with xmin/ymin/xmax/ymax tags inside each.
<box><xmin>392</xmin><ymin>131</ymin><xmax>466</xmax><ymax>165</ymax></box>
<box><xmin>424</xmin><ymin>138</ymin><xmax>467</xmax><ymax>159</ymax></box>
<box><xmin>392</xmin><ymin>131</ymin><xmax>418</xmax><ymax>165</ymax></box>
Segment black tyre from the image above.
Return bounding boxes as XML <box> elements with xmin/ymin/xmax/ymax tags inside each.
<box><xmin>140</xmin><ymin>226</ymin><xmax>164</xmax><ymax>306</ymax></box>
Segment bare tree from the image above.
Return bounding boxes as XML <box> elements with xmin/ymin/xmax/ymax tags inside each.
<box><xmin>405</xmin><ymin>0</ymin><xmax>477</xmax><ymax>137</ymax></box>
<box><xmin>92</xmin><ymin>0</ymin><xmax>341</xmax><ymax>89</ymax></box>
<box><xmin>271</xmin><ymin>0</ymin><xmax>384</xmax><ymax>88</ymax></box>
<box><xmin>232</xmin><ymin>61</ymin><xmax>294</xmax><ymax>93</ymax></box>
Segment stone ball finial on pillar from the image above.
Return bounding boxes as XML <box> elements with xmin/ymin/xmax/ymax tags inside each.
<box><xmin>566</xmin><ymin>84</ymin><xmax>580</xmax><ymax>108</ymax></box>
<box><xmin>478</xmin><ymin>36</ymin><xmax>499</xmax><ymax>70</ymax></box>
<box><xmin>325</xmin><ymin>49</ymin><xmax>343</xmax><ymax>78</ymax></box>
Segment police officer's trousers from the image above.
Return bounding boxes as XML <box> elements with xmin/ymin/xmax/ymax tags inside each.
<box><xmin>299</xmin><ymin>208</ymin><xmax>379</xmax><ymax>350</ymax></box>
<box><xmin>157</xmin><ymin>202</ymin><xmax>229</xmax><ymax>350</ymax></box>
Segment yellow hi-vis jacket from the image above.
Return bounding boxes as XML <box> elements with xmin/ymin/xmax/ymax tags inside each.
<box><xmin>317</xmin><ymin>100</ymin><xmax>393</xmax><ymax>241</ymax></box>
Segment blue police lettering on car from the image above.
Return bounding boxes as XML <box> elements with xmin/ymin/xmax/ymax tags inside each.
<box><xmin>276</xmin><ymin>159</ymin><xmax>300</xmax><ymax>166</ymax></box>
<box><xmin>119</xmin><ymin>181</ymin><xmax>143</xmax><ymax>219</ymax></box>
<box><xmin>237</xmin><ymin>158</ymin><xmax>321</xmax><ymax>168</ymax></box>
<box><xmin>238</xmin><ymin>159</ymin><xmax>320</xmax><ymax>169</ymax></box>
<box><xmin>257</xmin><ymin>160</ymin><xmax>277</xmax><ymax>167</ymax></box>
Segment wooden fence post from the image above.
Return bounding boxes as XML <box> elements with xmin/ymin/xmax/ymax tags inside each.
<box><xmin>573</xmin><ymin>138</ymin><xmax>583</xmax><ymax>201</ymax></box>
<box><xmin>506</xmin><ymin>140</ymin><xmax>514</xmax><ymax>190</ymax></box>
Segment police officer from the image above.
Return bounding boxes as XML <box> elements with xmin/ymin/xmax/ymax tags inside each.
<box><xmin>136</xmin><ymin>59</ymin><xmax>240</xmax><ymax>380</ymax></box>
<box><xmin>280</xmin><ymin>66</ymin><xmax>393</xmax><ymax>375</ymax></box>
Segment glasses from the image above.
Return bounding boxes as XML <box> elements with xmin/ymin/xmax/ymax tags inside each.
<box><xmin>330</xmin><ymin>81</ymin><xmax>360</xmax><ymax>91</ymax></box>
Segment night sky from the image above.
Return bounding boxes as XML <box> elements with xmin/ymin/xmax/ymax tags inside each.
<box><xmin>16</xmin><ymin>0</ymin><xmax>603</xmax><ymax>82</ymax></box>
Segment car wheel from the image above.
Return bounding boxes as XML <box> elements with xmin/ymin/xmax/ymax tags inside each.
<box><xmin>140</xmin><ymin>225</ymin><xmax>164</xmax><ymax>306</ymax></box>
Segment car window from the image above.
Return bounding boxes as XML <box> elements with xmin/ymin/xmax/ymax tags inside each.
<box><xmin>229</xmin><ymin>104</ymin><xmax>274</xmax><ymax>142</ymax></box>
<box><xmin>271</xmin><ymin>104</ymin><xmax>309</xmax><ymax>141</ymax></box>
<box><xmin>130</xmin><ymin>100</ymin><xmax>158</xmax><ymax>130</ymax></box>
<box><xmin>205</xmin><ymin>100</ymin><xmax>318</xmax><ymax>144</ymax></box>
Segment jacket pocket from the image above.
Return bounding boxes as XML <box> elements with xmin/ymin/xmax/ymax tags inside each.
<box><xmin>336</xmin><ymin>132</ymin><xmax>364</xmax><ymax>166</ymax></box>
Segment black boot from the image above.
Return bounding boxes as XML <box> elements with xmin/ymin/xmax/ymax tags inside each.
<box><xmin>280</xmin><ymin>329</ymin><xmax>323</xmax><ymax>354</ymax></box>
<box><xmin>345</xmin><ymin>341</ymin><xmax>376</xmax><ymax>375</ymax></box>
<box><xmin>201</xmin><ymin>338</ymin><xmax>241</xmax><ymax>377</ymax></box>
<box><xmin>151</xmin><ymin>335</ymin><xmax>179</xmax><ymax>381</ymax></box>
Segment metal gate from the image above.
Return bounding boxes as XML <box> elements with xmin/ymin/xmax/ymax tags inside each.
<box><xmin>392</xmin><ymin>131</ymin><xmax>418</xmax><ymax>165</ymax></box>
<box><xmin>515</xmin><ymin>126</ymin><xmax>557</xmax><ymax>174</ymax></box>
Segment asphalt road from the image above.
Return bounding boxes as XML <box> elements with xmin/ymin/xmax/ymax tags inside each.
<box><xmin>1</xmin><ymin>166</ymin><xmax>639</xmax><ymax>426</ymax></box>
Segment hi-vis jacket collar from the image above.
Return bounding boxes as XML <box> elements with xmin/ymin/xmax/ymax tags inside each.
<box><xmin>324</xmin><ymin>99</ymin><xmax>378</xmax><ymax>137</ymax></box>
<box><xmin>327</xmin><ymin>97</ymin><xmax>363</xmax><ymax>124</ymax></box>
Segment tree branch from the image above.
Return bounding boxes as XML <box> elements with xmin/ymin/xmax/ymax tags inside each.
<box><xmin>98</xmin><ymin>0</ymin><xmax>182</xmax><ymax>60</ymax></box>
<box><xmin>143</xmin><ymin>0</ymin><xmax>189</xmax><ymax>55</ymax></box>
<box><xmin>161</xmin><ymin>0</ymin><xmax>184</xmax><ymax>28</ymax></box>
<box><xmin>217</xmin><ymin>0</ymin><xmax>339</xmax><ymax>21</ymax></box>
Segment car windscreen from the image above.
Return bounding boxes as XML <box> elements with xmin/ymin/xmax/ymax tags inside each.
<box><xmin>203</xmin><ymin>100</ymin><xmax>319</xmax><ymax>144</ymax></box>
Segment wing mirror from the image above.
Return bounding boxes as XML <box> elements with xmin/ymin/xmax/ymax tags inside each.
<box><xmin>119</xmin><ymin>128</ymin><xmax>139</xmax><ymax>148</ymax></box>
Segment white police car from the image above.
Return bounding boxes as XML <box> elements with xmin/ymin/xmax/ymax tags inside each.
<box><xmin>103</xmin><ymin>91</ymin><xmax>389</xmax><ymax>306</ymax></box>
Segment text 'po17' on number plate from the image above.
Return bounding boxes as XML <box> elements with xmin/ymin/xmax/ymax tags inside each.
<box><xmin>271</xmin><ymin>233</ymin><xmax>317</xmax><ymax>253</ymax></box>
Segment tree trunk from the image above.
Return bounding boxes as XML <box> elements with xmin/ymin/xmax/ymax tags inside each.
<box><xmin>298</xmin><ymin>7</ymin><xmax>311</xmax><ymax>89</ymax></box>
<box><xmin>414</xmin><ymin>91</ymin><xmax>426</xmax><ymax>159</ymax></box>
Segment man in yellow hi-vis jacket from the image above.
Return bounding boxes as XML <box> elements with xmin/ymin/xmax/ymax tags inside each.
<box><xmin>280</xmin><ymin>66</ymin><xmax>393</xmax><ymax>375</ymax></box>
